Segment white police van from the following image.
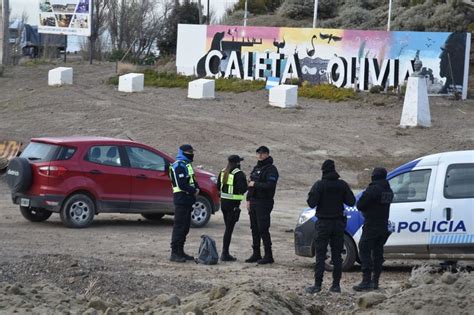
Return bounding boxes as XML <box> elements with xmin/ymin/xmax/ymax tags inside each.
<box><xmin>294</xmin><ymin>150</ymin><xmax>474</xmax><ymax>270</ymax></box>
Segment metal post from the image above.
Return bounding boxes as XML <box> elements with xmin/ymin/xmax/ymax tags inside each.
<box><xmin>387</xmin><ymin>0</ymin><xmax>392</xmax><ymax>31</ymax></box>
<box><xmin>207</xmin><ymin>0</ymin><xmax>210</xmax><ymax>25</ymax></box>
<box><xmin>243</xmin><ymin>0</ymin><xmax>248</xmax><ymax>27</ymax></box>
<box><xmin>64</xmin><ymin>35</ymin><xmax>67</xmax><ymax>63</ymax></box>
<box><xmin>312</xmin><ymin>0</ymin><xmax>318</xmax><ymax>28</ymax></box>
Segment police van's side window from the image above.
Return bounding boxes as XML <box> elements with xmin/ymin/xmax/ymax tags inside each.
<box><xmin>389</xmin><ymin>169</ymin><xmax>431</xmax><ymax>203</ymax></box>
<box><xmin>444</xmin><ymin>163</ymin><xmax>474</xmax><ymax>199</ymax></box>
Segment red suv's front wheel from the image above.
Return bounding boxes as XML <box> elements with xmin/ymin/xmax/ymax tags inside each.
<box><xmin>60</xmin><ymin>194</ymin><xmax>95</xmax><ymax>228</ymax></box>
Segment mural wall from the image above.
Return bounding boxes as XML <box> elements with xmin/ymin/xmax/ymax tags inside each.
<box><xmin>176</xmin><ymin>24</ymin><xmax>471</xmax><ymax>99</ymax></box>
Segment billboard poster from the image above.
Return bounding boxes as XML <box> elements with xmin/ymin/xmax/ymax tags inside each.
<box><xmin>176</xmin><ymin>24</ymin><xmax>471</xmax><ymax>99</ymax></box>
<box><xmin>39</xmin><ymin>0</ymin><xmax>91</xmax><ymax>37</ymax></box>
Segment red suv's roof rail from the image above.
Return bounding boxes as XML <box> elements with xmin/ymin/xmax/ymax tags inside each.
<box><xmin>31</xmin><ymin>137</ymin><xmax>135</xmax><ymax>145</ymax></box>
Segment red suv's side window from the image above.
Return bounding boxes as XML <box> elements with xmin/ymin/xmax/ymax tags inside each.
<box><xmin>85</xmin><ymin>146</ymin><xmax>122</xmax><ymax>167</ymax></box>
<box><xmin>125</xmin><ymin>146</ymin><xmax>166</xmax><ymax>171</ymax></box>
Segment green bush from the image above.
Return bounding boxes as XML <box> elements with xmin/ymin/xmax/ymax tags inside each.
<box><xmin>369</xmin><ymin>85</ymin><xmax>382</xmax><ymax>94</ymax></box>
<box><xmin>299</xmin><ymin>84</ymin><xmax>358</xmax><ymax>101</ymax></box>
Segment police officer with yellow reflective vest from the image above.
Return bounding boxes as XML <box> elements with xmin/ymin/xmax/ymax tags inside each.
<box><xmin>169</xmin><ymin>144</ymin><xmax>200</xmax><ymax>263</ymax></box>
<box><xmin>217</xmin><ymin>155</ymin><xmax>248</xmax><ymax>261</ymax></box>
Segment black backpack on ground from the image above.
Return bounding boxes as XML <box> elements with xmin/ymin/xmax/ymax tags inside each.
<box><xmin>195</xmin><ymin>235</ymin><xmax>219</xmax><ymax>265</ymax></box>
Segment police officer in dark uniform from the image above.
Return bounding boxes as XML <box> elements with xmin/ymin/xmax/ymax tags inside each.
<box><xmin>306</xmin><ymin>159</ymin><xmax>356</xmax><ymax>294</ymax></box>
<box><xmin>169</xmin><ymin>144</ymin><xmax>200</xmax><ymax>263</ymax></box>
<box><xmin>217</xmin><ymin>155</ymin><xmax>248</xmax><ymax>261</ymax></box>
<box><xmin>245</xmin><ymin>146</ymin><xmax>279</xmax><ymax>265</ymax></box>
<box><xmin>353</xmin><ymin>167</ymin><xmax>393</xmax><ymax>291</ymax></box>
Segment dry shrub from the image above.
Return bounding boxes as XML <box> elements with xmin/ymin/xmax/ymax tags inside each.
<box><xmin>116</xmin><ymin>62</ymin><xmax>139</xmax><ymax>75</ymax></box>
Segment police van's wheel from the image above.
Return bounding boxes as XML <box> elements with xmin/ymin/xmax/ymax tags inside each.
<box><xmin>60</xmin><ymin>194</ymin><xmax>95</xmax><ymax>228</ymax></box>
<box><xmin>20</xmin><ymin>206</ymin><xmax>52</xmax><ymax>222</ymax></box>
<box><xmin>191</xmin><ymin>196</ymin><xmax>211</xmax><ymax>228</ymax></box>
<box><xmin>324</xmin><ymin>234</ymin><xmax>357</xmax><ymax>272</ymax></box>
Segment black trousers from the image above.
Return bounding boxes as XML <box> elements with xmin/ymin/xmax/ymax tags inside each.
<box><xmin>359</xmin><ymin>224</ymin><xmax>390</xmax><ymax>276</ymax></box>
<box><xmin>170</xmin><ymin>203</ymin><xmax>193</xmax><ymax>253</ymax></box>
<box><xmin>221</xmin><ymin>200</ymin><xmax>240</xmax><ymax>253</ymax></box>
<box><xmin>249</xmin><ymin>202</ymin><xmax>273</xmax><ymax>253</ymax></box>
<box><xmin>314</xmin><ymin>218</ymin><xmax>345</xmax><ymax>285</ymax></box>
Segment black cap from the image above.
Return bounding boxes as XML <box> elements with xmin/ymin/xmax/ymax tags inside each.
<box><xmin>179</xmin><ymin>144</ymin><xmax>194</xmax><ymax>153</ymax></box>
<box><xmin>321</xmin><ymin>159</ymin><xmax>335</xmax><ymax>172</ymax></box>
<box><xmin>228</xmin><ymin>155</ymin><xmax>244</xmax><ymax>163</ymax></box>
<box><xmin>256</xmin><ymin>146</ymin><xmax>270</xmax><ymax>154</ymax></box>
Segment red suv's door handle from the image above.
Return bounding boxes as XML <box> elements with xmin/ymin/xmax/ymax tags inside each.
<box><xmin>136</xmin><ymin>174</ymin><xmax>147</xmax><ymax>179</ymax></box>
<box><xmin>89</xmin><ymin>170</ymin><xmax>102</xmax><ymax>174</ymax></box>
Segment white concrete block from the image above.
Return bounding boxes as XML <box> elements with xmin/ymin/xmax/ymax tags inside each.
<box><xmin>400</xmin><ymin>76</ymin><xmax>431</xmax><ymax>127</ymax></box>
<box><xmin>269</xmin><ymin>84</ymin><xmax>298</xmax><ymax>108</ymax></box>
<box><xmin>48</xmin><ymin>67</ymin><xmax>73</xmax><ymax>86</ymax></box>
<box><xmin>188</xmin><ymin>79</ymin><xmax>215</xmax><ymax>99</ymax></box>
<box><xmin>118</xmin><ymin>73</ymin><xmax>144</xmax><ymax>93</ymax></box>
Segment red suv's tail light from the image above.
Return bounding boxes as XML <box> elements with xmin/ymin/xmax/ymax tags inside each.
<box><xmin>38</xmin><ymin>166</ymin><xmax>68</xmax><ymax>177</ymax></box>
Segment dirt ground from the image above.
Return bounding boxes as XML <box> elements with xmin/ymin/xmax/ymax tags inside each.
<box><xmin>0</xmin><ymin>62</ymin><xmax>473</xmax><ymax>314</ymax></box>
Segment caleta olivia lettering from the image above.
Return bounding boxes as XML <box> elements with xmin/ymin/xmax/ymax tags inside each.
<box><xmin>396</xmin><ymin>220</ymin><xmax>467</xmax><ymax>233</ymax></box>
<box><xmin>204</xmin><ymin>50</ymin><xmax>415</xmax><ymax>91</ymax></box>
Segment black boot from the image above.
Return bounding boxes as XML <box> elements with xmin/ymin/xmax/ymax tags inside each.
<box><xmin>257</xmin><ymin>247</ymin><xmax>274</xmax><ymax>264</ymax></box>
<box><xmin>178</xmin><ymin>247</ymin><xmax>194</xmax><ymax>261</ymax></box>
<box><xmin>305</xmin><ymin>281</ymin><xmax>322</xmax><ymax>294</ymax></box>
<box><xmin>169</xmin><ymin>252</ymin><xmax>186</xmax><ymax>263</ymax></box>
<box><xmin>371</xmin><ymin>272</ymin><xmax>380</xmax><ymax>289</ymax></box>
<box><xmin>221</xmin><ymin>251</ymin><xmax>237</xmax><ymax>262</ymax></box>
<box><xmin>245</xmin><ymin>246</ymin><xmax>262</xmax><ymax>263</ymax></box>
<box><xmin>329</xmin><ymin>283</ymin><xmax>341</xmax><ymax>293</ymax></box>
<box><xmin>353</xmin><ymin>271</ymin><xmax>372</xmax><ymax>291</ymax></box>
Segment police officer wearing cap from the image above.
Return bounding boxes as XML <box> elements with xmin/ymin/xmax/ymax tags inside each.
<box><xmin>353</xmin><ymin>167</ymin><xmax>393</xmax><ymax>291</ymax></box>
<box><xmin>169</xmin><ymin>144</ymin><xmax>200</xmax><ymax>263</ymax></box>
<box><xmin>246</xmin><ymin>146</ymin><xmax>279</xmax><ymax>265</ymax></box>
<box><xmin>217</xmin><ymin>155</ymin><xmax>248</xmax><ymax>261</ymax></box>
<box><xmin>306</xmin><ymin>159</ymin><xmax>355</xmax><ymax>293</ymax></box>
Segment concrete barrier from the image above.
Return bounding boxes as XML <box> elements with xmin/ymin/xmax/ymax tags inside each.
<box><xmin>48</xmin><ymin>67</ymin><xmax>73</xmax><ymax>86</ymax></box>
<box><xmin>188</xmin><ymin>79</ymin><xmax>215</xmax><ymax>99</ymax></box>
<box><xmin>400</xmin><ymin>76</ymin><xmax>431</xmax><ymax>127</ymax></box>
<box><xmin>269</xmin><ymin>84</ymin><xmax>298</xmax><ymax>108</ymax></box>
<box><xmin>118</xmin><ymin>73</ymin><xmax>144</xmax><ymax>93</ymax></box>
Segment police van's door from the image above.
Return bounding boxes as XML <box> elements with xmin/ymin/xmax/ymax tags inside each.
<box><xmin>429</xmin><ymin>158</ymin><xmax>474</xmax><ymax>256</ymax></box>
<box><xmin>385</xmin><ymin>167</ymin><xmax>437</xmax><ymax>255</ymax></box>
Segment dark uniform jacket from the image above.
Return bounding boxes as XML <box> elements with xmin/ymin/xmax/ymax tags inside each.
<box><xmin>307</xmin><ymin>171</ymin><xmax>356</xmax><ymax>219</ymax></box>
<box><xmin>170</xmin><ymin>151</ymin><xmax>200</xmax><ymax>206</ymax></box>
<box><xmin>357</xmin><ymin>168</ymin><xmax>394</xmax><ymax>226</ymax></box>
<box><xmin>247</xmin><ymin>156</ymin><xmax>279</xmax><ymax>204</ymax></box>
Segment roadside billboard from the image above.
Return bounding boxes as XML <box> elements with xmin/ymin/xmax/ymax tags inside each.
<box><xmin>39</xmin><ymin>0</ymin><xmax>91</xmax><ymax>37</ymax></box>
<box><xmin>176</xmin><ymin>24</ymin><xmax>471</xmax><ymax>99</ymax></box>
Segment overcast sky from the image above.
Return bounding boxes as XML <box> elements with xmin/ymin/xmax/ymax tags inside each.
<box><xmin>10</xmin><ymin>0</ymin><xmax>238</xmax><ymax>25</ymax></box>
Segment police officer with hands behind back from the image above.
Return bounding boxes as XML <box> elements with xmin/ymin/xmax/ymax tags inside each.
<box><xmin>217</xmin><ymin>155</ymin><xmax>248</xmax><ymax>262</ymax></box>
<box><xmin>353</xmin><ymin>167</ymin><xmax>393</xmax><ymax>291</ymax></box>
<box><xmin>306</xmin><ymin>159</ymin><xmax>356</xmax><ymax>294</ymax></box>
<box><xmin>169</xmin><ymin>144</ymin><xmax>200</xmax><ymax>263</ymax></box>
<box><xmin>246</xmin><ymin>146</ymin><xmax>279</xmax><ymax>265</ymax></box>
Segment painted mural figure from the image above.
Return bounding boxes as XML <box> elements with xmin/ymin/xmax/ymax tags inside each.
<box><xmin>438</xmin><ymin>32</ymin><xmax>467</xmax><ymax>94</ymax></box>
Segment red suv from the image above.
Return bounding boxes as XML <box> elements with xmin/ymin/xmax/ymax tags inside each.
<box><xmin>5</xmin><ymin>137</ymin><xmax>220</xmax><ymax>228</ymax></box>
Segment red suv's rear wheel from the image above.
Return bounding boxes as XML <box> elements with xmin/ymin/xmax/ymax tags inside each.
<box><xmin>60</xmin><ymin>194</ymin><xmax>95</xmax><ymax>228</ymax></box>
<box><xmin>19</xmin><ymin>206</ymin><xmax>52</xmax><ymax>222</ymax></box>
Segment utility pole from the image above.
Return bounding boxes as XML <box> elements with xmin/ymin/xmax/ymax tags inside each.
<box><xmin>243</xmin><ymin>0</ymin><xmax>248</xmax><ymax>27</ymax></box>
<box><xmin>387</xmin><ymin>0</ymin><xmax>392</xmax><ymax>31</ymax></box>
<box><xmin>1</xmin><ymin>0</ymin><xmax>10</xmax><ymax>65</ymax></box>
<box><xmin>198</xmin><ymin>0</ymin><xmax>203</xmax><ymax>24</ymax></box>
<box><xmin>312</xmin><ymin>0</ymin><xmax>318</xmax><ymax>28</ymax></box>
<box><xmin>206</xmin><ymin>0</ymin><xmax>210</xmax><ymax>25</ymax></box>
